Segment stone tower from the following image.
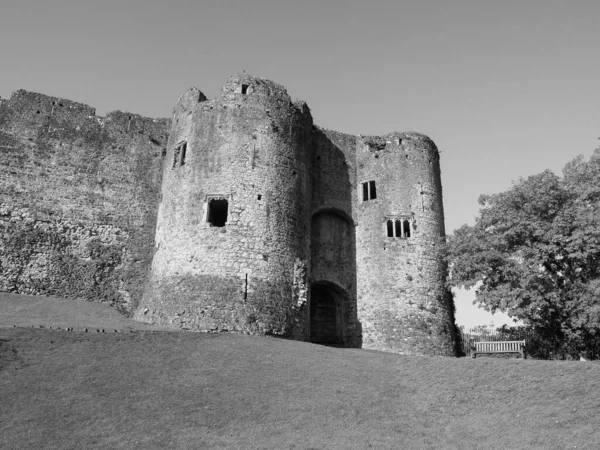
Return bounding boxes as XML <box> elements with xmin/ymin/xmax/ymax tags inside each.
<box><xmin>355</xmin><ymin>133</ymin><xmax>456</xmax><ymax>355</ymax></box>
<box><xmin>135</xmin><ymin>73</ymin><xmax>457</xmax><ymax>356</ymax></box>
<box><xmin>135</xmin><ymin>75</ymin><xmax>314</xmax><ymax>338</ymax></box>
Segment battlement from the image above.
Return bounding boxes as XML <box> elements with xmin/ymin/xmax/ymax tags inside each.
<box><xmin>8</xmin><ymin>89</ymin><xmax>96</xmax><ymax>117</ymax></box>
<box><xmin>103</xmin><ymin>110</ymin><xmax>171</xmax><ymax>137</ymax></box>
<box><xmin>362</xmin><ymin>131</ymin><xmax>438</xmax><ymax>152</ymax></box>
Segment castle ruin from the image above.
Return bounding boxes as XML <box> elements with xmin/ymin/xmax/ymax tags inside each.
<box><xmin>0</xmin><ymin>74</ymin><xmax>457</xmax><ymax>356</ymax></box>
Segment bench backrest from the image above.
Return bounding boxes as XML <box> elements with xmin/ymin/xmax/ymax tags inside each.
<box><xmin>475</xmin><ymin>341</ymin><xmax>525</xmax><ymax>352</ymax></box>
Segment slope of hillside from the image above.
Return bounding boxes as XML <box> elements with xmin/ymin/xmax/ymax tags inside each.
<box><xmin>1</xmin><ymin>294</ymin><xmax>598</xmax><ymax>449</ymax></box>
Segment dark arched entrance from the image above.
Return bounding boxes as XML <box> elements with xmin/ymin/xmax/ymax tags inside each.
<box><xmin>310</xmin><ymin>283</ymin><xmax>344</xmax><ymax>345</ymax></box>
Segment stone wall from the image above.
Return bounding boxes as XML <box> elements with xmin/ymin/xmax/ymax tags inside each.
<box><xmin>0</xmin><ymin>90</ymin><xmax>170</xmax><ymax>313</ymax></box>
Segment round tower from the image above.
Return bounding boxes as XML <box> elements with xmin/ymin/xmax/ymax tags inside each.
<box><xmin>135</xmin><ymin>74</ymin><xmax>314</xmax><ymax>338</ymax></box>
<box><xmin>355</xmin><ymin>132</ymin><xmax>457</xmax><ymax>355</ymax></box>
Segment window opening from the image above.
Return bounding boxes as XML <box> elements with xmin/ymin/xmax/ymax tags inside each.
<box><xmin>386</xmin><ymin>217</ymin><xmax>415</xmax><ymax>238</ymax></box>
<box><xmin>172</xmin><ymin>146</ymin><xmax>181</xmax><ymax>169</ymax></box>
<box><xmin>180</xmin><ymin>142</ymin><xmax>187</xmax><ymax>165</ymax></box>
<box><xmin>244</xmin><ymin>274</ymin><xmax>248</xmax><ymax>300</ymax></box>
<box><xmin>362</xmin><ymin>181</ymin><xmax>377</xmax><ymax>201</ymax></box>
<box><xmin>173</xmin><ymin>141</ymin><xmax>188</xmax><ymax>168</ymax></box>
<box><xmin>207</xmin><ymin>198</ymin><xmax>228</xmax><ymax>227</ymax></box>
<box><xmin>241</xmin><ymin>84</ymin><xmax>249</xmax><ymax>94</ymax></box>
<box><xmin>369</xmin><ymin>181</ymin><xmax>377</xmax><ymax>199</ymax></box>
<box><xmin>403</xmin><ymin>220</ymin><xmax>411</xmax><ymax>238</ymax></box>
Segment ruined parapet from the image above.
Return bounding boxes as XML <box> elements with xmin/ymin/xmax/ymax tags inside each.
<box><xmin>136</xmin><ymin>74</ymin><xmax>314</xmax><ymax>337</ymax></box>
<box><xmin>355</xmin><ymin>132</ymin><xmax>456</xmax><ymax>355</ymax></box>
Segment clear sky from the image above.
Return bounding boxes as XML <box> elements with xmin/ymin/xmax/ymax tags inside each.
<box><xmin>2</xmin><ymin>0</ymin><xmax>598</xmax><ymax>327</ymax></box>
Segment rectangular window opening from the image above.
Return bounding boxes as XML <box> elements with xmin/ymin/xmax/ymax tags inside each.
<box><xmin>369</xmin><ymin>181</ymin><xmax>377</xmax><ymax>199</ymax></box>
<box><xmin>180</xmin><ymin>142</ymin><xmax>187</xmax><ymax>166</ymax></box>
<box><xmin>207</xmin><ymin>198</ymin><xmax>228</xmax><ymax>227</ymax></box>
<box><xmin>395</xmin><ymin>220</ymin><xmax>402</xmax><ymax>238</ymax></box>
<box><xmin>362</xmin><ymin>181</ymin><xmax>377</xmax><ymax>201</ymax></box>
<box><xmin>403</xmin><ymin>220</ymin><xmax>411</xmax><ymax>238</ymax></box>
<box><xmin>241</xmin><ymin>84</ymin><xmax>249</xmax><ymax>94</ymax></box>
<box><xmin>387</xmin><ymin>220</ymin><xmax>394</xmax><ymax>237</ymax></box>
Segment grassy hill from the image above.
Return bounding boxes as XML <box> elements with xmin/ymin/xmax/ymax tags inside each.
<box><xmin>1</xmin><ymin>294</ymin><xmax>599</xmax><ymax>449</ymax></box>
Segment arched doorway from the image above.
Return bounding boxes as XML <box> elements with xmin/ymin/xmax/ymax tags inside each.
<box><xmin>310</xmin><ymin>283</ymin><xmax>344</xmax><ymax>345</ymax></box>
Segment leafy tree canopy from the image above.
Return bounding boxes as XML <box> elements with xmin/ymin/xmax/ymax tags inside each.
<box><xmin>448</xmin><ymin>148</ymin><xmax>600</xmax><ymax>345</ymax></box>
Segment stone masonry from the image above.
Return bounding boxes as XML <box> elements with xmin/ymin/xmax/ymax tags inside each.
<box><xmin>1</xmin><ymin>74</ymin><xmax>458</xmax><ymax>356</ymax></box>
<box><xmin>0</xmin><ymin>90</ymin><xmax>169</xmax><ymax>313</ymax></box>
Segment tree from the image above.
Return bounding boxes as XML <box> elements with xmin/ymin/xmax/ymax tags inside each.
<box><xmin>448</xmin><ymin>148</ymin><xmax>600</xmax><ymax>355</ymax></box>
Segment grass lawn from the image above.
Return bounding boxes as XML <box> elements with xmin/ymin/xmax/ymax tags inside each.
<box><xmin>1</xmin><ymin>295</ymin><xmax>599</xmax><ymax>449</ymax></box>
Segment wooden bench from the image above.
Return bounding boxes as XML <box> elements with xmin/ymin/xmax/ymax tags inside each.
<box><xmin>472</xmin><ymin>340</ymin><xmax>526</xmax><ymax>359</ymax></box>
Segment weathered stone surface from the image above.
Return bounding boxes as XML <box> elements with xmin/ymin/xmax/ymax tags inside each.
<box><xmin>0</xmin><ymin>90</ymin><xmax>170</xmax><ymax>314</ymax></box>
<box><xmin>1</xmin><ymin>74</ymin><xmax>458</xmax><ymax>355</ymax></box>
<box><xmin>355</xmin><ymin>133</ymin><xmax>457</xmax><ymax>355</ymax></box>
<box><xmin>136</xmin><ymin>76</ymin><xmax>313</xmax><ymax>340</ymax></box>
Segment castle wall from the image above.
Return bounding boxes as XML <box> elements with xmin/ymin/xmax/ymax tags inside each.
<box><xmin>355</xmin><ymin>133</ymin><xmax>456</xmax><ymax>355</ymax></box>
<box><xmin>137</xmin><ymin>75</ymin><xmax>314</xmax><ymax>338</ymax></box>
<box><xmin>0</xmin><ymin>75</ymin><xmax>458</xmax><ymax>356</ymax></box>
<box><xmin>0</xmin><ymin>90</ymin><xmax>169</xmax><ymax>313</ymax></box>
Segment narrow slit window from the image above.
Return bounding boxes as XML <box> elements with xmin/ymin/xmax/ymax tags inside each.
<box><xmin>403</xmin><ymin>220</ymin><xmax>411</xmax><ymax>238</ymax></box>
<box><xmin>172</xmin><ymin>141</ymin><xmax>187</xmax><ymax>168</ymax></box>
<box><xmin>180</xmin><ymin>142</ymin><xmax>187</xmax><ymax>166</ymax></box>
<box><xmin>207</xmin><ymin>198</ymin><xmax>228</xmax><ymax>227</ymax></box>
<box><xmin>395</xmin><ymin>220</ymin><xmax>402</xmax><ymax>238</ymax></box>
<box><xmin>387</xmin><ymin>220</ymin><xmax>394</xmax><ymax>237</ymax></box>
<box><xmin>172</xmin><ymin>146</ymin><xmax>181</xmax><ymax>169</ymax></box>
